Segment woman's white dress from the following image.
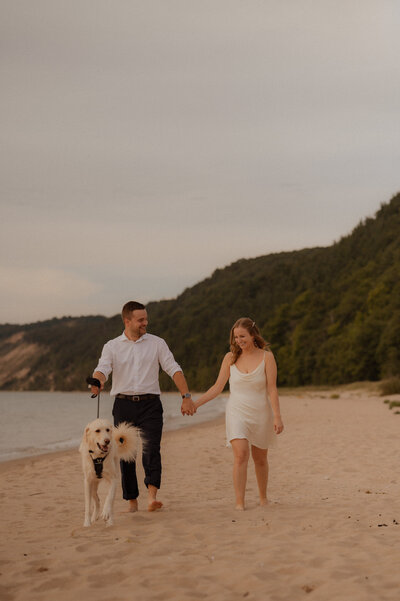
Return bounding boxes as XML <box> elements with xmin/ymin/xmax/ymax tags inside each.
<box><xmin>226</xmin><ymin>356</ymin><xmax>276</xmax><ymax>449</ymax></box>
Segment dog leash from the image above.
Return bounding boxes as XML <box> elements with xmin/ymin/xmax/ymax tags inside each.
<box><xmin>86</xmin><ymin>376</ymin><xmax>102</xmax><ymax>418</ymax></box>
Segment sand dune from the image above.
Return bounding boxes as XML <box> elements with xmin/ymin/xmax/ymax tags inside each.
<box><xmin>1</xmin><ymin>387</ymin><xmax>399</xmax><ymax>601</ymax></box>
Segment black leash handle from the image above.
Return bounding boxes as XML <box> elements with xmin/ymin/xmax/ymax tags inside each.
<box><xmin>86</xmin><ymin>377</ymin><xmax>101</xmax><ymax>418</ymax></box>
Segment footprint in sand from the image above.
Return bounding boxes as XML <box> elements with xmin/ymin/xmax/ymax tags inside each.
<box><xmin>86</xmin><ymin>570</ymin><xmax>128</xmax><ymax>587</ymax></box>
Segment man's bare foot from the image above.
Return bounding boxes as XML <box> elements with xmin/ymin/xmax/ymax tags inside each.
<box><xmin>260</xmin><ymin>498</ymin><xmax>268</xmax><ymax>506</ymax></box>
<box><xmin>123</xmin><ymin>499</ymin><xmax>138</xmax><ymax>513</ymax></box>
<box><xmin>148</xmin><ymin>500</ymin><xmax>163</xmax><ymax>512</ymax></box>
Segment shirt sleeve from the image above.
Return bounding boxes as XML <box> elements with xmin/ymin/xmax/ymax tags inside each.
<box><xmin>158</xmin><ymin>338</ymin><xmax>182</xmax><ymax>378</ymax></box>
<box><xmin>93</xmin><ymin>341</ymin><xmax>113</xmax><ymax>381</ymax></box>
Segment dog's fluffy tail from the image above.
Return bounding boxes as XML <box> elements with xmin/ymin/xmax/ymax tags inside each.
<box><xmin>113</xmin><ymin>422</ymin><xmax>139</xmax><ymax>462</ymax></box>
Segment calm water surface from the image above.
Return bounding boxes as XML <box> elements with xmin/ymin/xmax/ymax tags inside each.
<box><xmin>0</xmin><ymin>391</ymin><xmax>227</xmax><ymax>462</ymax></box>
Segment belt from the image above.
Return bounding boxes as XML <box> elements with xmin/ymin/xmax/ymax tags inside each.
<box><xmin>116</xmin><ymin>393</ymin><xmax>160</xmax><ymax>402</ymax></box>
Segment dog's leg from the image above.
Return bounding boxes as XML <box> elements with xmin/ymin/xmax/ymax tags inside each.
<box><xmin>83</xmin><ymin>477</ymin><xmax>92</xmax><ymax>527</ymax></box>
<box><xmin>90</xmin><ymin>479</ymin><xmax>101</xmax><ymax>523</ymax></box>
<box><xmin>101</xmin><ymin>478</ymin><xmax>117</xmax><ymax>526</ymax></box>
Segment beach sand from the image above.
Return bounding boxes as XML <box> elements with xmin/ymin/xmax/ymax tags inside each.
<box><xmin>1</xmin><ymin>386</ymin><xmax>399</xmax><ymax>601</ymax></box>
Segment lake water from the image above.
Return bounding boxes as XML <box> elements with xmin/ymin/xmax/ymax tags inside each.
<box><xmin>0</xmin><ymin>391</ymin><xmax>227</xmax><ymax>462</ymax></box>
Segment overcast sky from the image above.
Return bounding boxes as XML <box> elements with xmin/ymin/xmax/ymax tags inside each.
<box><xmin>1</xmin><ymin>0</ymin><xmax>399</xmax><ymax>324</ymax></box>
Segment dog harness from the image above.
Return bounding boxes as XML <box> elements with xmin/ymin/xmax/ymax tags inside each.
<box><xmin>88</xmin><ymin>450</ymin><xmax>108</xmax><ymax>479</ymax></box>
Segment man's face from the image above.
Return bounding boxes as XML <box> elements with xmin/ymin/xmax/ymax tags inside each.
<box><xmin>124</xmin><ymin>309</ymin><xmax>148</xmax><ymax>339</ymax></box>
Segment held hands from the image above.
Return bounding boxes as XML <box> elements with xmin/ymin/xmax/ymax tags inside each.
<box><xmin>274</xmin><ymin>416</ymin><xmax>284</xmax><ymax>435</ymax></box>
<box><xmin>190</xmin><ymin>399</ymin><xmax>203</xmax><ymax>413</ymax></box>
<box><xmin>181</xmin><ymin>396</ymin><xmax>197</xmax><ymax>416</ymax></box>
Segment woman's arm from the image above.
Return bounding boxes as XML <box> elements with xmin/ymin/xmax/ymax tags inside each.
<box><xmin>265</xmin><ymin>351</ymin><xmax>284</xmax><ymax>434</ymax></box>
<box><xmin>194</xmin><ymin>353</ymin><xmax>232</xmax><ymax>409</ymax></box>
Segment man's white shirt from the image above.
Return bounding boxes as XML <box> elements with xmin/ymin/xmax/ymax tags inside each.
<box><xmin>94</xmin><ymin>332</ymin><xmax>182</xmax><ymax>396</ymax></box>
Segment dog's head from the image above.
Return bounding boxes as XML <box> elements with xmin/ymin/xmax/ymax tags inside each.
<box><xmin>83</xmin><ymin>418</ymin><xmax>113</xmax><ymax>454</ymax></box>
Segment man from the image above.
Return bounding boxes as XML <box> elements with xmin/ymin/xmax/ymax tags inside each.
<box><xmin>90</xmin><ymin>300</ymin><xmax>195</xmax><ymax>512</ymax></box>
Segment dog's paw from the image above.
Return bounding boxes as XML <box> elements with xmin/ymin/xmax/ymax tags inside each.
<box><xmin>102</xmin><ymin>505</ymin><xmax>114</xmax><ymax>526</ymax></box>
<box><xmin>83</xmin><ymin>519</ymin><xmax>91</xmax><ymax>527</ymax></box>
<box><xmin>101</xmin><ymin>507</ymin><xmax>112</xmax><ymax>522</ymax></box>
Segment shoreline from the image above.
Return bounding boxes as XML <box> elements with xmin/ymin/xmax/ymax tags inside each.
<box><xmin>0</xmin><ymin>380</ymin><xmax>384</xmax><ymax>394</ymax></box>
<box><xmin>0</xmin><ymin>414</ymin><xmax>226</xmax><ymax>474</ymax></box>
<box><xmin>1</xmin><ymin>382</ymin><xmax>397</xmax><ymax>469</ymax></box>
<box><xmin>0</xmin><ymin>390</ymin><xmax>228</xmax><ymax>466</ymax></box>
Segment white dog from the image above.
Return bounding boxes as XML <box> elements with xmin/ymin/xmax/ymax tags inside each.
<box><xmin>79</xmin><ymin>418</ymin><xmax>139</xmax><ymax>527</ymax></box>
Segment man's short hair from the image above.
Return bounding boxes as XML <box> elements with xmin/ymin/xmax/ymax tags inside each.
<box><xmin>121</xmin><ymin>301</ymin><xmax>146</xmax><ymax>322</ymax></box>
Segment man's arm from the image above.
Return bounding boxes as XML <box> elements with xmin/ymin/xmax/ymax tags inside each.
<box><xmin>157</xmin><ymin>339</ymin><xmax>196</xmax><ymax>416</ymax></box>
<box><xmin>90</xmin><ymin>342</ymin><xmax>113</xmax><ymax>395</ymax></box>
<box><xmin>173</xmin><ymin>371</ymin><xmax>196</xmax><ymax>416</ymax></box>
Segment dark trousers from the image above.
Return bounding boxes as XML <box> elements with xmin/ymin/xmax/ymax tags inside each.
<box><xmin>112</xmin><ymin>396</ymin><xmax>163</xmax><ymax>500</ymax></box>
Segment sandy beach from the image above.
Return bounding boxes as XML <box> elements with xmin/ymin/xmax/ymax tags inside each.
<box><xmin>1</xmin><ymin>386</ymin><xmax>399</xmax><ymax>601</ymax></box>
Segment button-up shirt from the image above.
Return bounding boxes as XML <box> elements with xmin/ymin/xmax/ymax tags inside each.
<box><xmin>94</xmin><ymin>332</ymin><xmax>182</xmax><ymax>396</ymax></box>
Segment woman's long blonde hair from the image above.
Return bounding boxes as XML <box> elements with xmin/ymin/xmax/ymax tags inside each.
<box><xmin>230</xmin><ymin>317</ymin><xmax>270</xmax><ymax>364</ymax></box>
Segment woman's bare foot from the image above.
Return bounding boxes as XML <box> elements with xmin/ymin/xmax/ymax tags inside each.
<box><xmin>148</xmin><ymin>500</ymin><xmax>163</xmax><ymax>512</ymax></box>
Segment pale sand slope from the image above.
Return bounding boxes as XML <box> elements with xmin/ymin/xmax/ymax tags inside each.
<box><xmin>1</xmin><ymin>388</ymin><xmax>399</xmax><ymax>601</ymax></box>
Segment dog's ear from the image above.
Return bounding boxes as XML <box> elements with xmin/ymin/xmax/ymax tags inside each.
<box><xmin>84</xmin><ymin>427</ymin><xmax>90</xmax><ymax>442</ymax></box>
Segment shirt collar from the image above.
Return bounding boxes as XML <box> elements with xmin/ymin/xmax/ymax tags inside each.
<box><xmin>121</xmin><ymin>332</ymin><xmax>149</xmax><ymax>343</ymax></box>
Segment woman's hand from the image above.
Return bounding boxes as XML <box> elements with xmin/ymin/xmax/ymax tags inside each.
<box><xmin>274</xmin><ymin>416</ymin><xmax>284</xmax><ymax>434</ymax></box>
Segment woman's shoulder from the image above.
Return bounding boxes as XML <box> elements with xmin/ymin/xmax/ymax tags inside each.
<box><xmin>263</xmin><ymin>349</ymin><xmax>277</xmax><ymax>372</ymax></box>
<box><xmin>223</xmin><ymin>351</ymin><xmax>234</xmax><ymax>362</ymax></box>
<box><xmin>263</xmin><ymin>348</ymin><xmax>275</xmax><ymax>361</ymax></box>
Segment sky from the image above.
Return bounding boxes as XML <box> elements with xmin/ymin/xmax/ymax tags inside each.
<box><xmin>1</xmin><ymin>0</ymin><xmax>400</xmax><ymax>324</ymax></box>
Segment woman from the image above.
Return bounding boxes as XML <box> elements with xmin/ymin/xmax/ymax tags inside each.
<box><xmin>194</xmin><ymin>318</ymin><xmax>284</xmax><ymax>510</ymax></box>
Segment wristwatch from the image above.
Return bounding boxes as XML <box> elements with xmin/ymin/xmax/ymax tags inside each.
<box><xmin>182</xmin><ymin>393</ymin><xmax>192</xmax><ymax>399</ymax></box>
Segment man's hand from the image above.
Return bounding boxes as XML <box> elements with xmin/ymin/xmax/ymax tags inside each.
<box><xmin>173</xmin><ymin>372</ymin><xmax>195</xmax><ymax>415</ymax></box>
<box><xmin>90</xmin><ymin>383</ymin><xmax>103</xmax><ymax>397</ymax></box>
<box><xmin>181</xmin><ymin>397</ymin><xmax>196</xmax><ymax>416</ymax></box>
<box><xmin>87</xmin><ymin>374</ymin><xmax>105</xmax><ymax>397</ymax></box>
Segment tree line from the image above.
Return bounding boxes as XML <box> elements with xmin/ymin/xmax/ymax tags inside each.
<box><xmin>1</xmin><ymin>193</ymin><xmax>399</xmax><ymax>391</ymax></box>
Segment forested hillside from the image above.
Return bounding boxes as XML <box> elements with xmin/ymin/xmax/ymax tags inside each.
<box><xmin>1</xmin><ymin>193</ymin><xmax>399</xmax><ymax>391</ymax></box>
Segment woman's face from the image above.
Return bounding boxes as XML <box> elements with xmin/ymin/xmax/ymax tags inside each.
<box><xmin>233</xmin><ymin>326</ymin><xmax>254</xmax><ymax>351</ymax></box>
